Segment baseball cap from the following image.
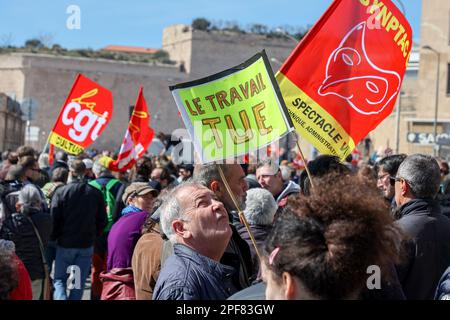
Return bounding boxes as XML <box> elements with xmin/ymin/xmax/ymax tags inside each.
<box><xmin>122</xmin><ymin>182</ymin><xmax>159</xmax><ymax>204</ymax></box>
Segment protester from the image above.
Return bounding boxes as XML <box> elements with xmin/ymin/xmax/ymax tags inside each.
<box><xmin>154</xmin><ymin>183</ymin><xmax>238</xmax><ymax>300</ymax></box>
<box><xmin>237</xmin><ymin>188</ymin><xmax>277</xmax><ymax>281</ymax></box>
<box><xmin>0</xmin><ymin>151</ymin><xmax>18</xmax><ymax>181</ymax></box>
<box><xmin>261</xmin><ymin>174</ymin><xmax>403</xmax><ymax>299</ymax></box>
<box><xmin>113</xmin><ymin>156</ymin><xmax>154</xmax><ymax>223</ymax></box>
<box><xmin>192</xmin><ymin>164</ymin><xmax>253</xmax><ymax>290</ymax></box>
<box><xmin>0</xmin><ymin>184</ymin><xmax>52</xmax><ymax>299</ymax></box>
<box><xmin>82</xmin><ymin>158</ymin><xmax>95</xmax><ymax>181</ymax></box>
<box><xmin>256</xmin><ymin>159</ymin><xmax>300</xmax><ymax>211</ymax></box>
<box><xmin>376</xmin><ymin>154</ymin><xmax>407</xmax><ymax>214</ymax></box>
<box><xmin>51</xmin><ymin>160</ymin><xmax>107</xmax><ymax>300</ymax></box>
<box><xmin>0</xmin><ymin>242</ymin><xmax>19</xmax><ymax>300</ymax></box>
<box><xmin>41</xmin><ymin>167</ymin><xmax>69</xmax><ymax>280</ymax></box>
<box><xmin>392</xmin><ymin>154</ymin><xmax>450</xmax><ymax>299</ymax></box>
<box><xmin>106</xmin><ymin>182</ymin><xmax>158</xmax><ymax>272</ymax></box>
<box><xmin>89</xmin><ymin>157</ymin><xmax>122</xmax><ymax>300</ymax></box>
<box><xmin>177</xmin><ymin>163</ymin><xmax>194</xmax><ymax>182</ymax></box>
<box><xmin>131</xmin><ymin>189</ymin><xmax>170</xmax><ymax>300</ymax></box>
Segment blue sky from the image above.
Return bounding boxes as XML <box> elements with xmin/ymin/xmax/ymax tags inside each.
<box><xmin>0</xmin><ymin>0</ymin><xmax>422</xmax><ymax>50</ymax></box>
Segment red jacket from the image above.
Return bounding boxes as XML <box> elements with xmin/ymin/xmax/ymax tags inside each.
<box><xmin>9</xmin><ymin>254</ymin><xmax>32</xmax><ymax>300</ymax></box>
<box><xmin>100</xmin><ymin>268</ymin><xmax>135</xmax><ymax>300</ymax></box>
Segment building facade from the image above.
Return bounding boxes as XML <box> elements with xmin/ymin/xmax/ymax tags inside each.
<box><xmin>0</xmin><ymin>93</ymin><xmax>25</xmax><ymax>151</ymax></box>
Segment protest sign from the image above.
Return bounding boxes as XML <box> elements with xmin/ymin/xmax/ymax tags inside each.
<box><xmin>276</xmin><ymin>0</ymin><xmax>412</xmax><ymax>159</ymax></box>
<box><xmin>48</xmin><ymin>74</ymin><xmax>113</xmax><ymax>155</ymax></box>
<box><xmin>170</xmin><ymin>50</ymin><xmax>293</xmax><ymax>163</ymax></box>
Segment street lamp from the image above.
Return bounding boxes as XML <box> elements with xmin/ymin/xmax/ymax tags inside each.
<box><xmin>395</xmin><ymin>91</ymin><xmax>405</xmax><ymax>154</ymax></box>
<box><xmin>422</xmin><ymin>45</ymin><xmax>441</xmax><ymax>156</ymax></box>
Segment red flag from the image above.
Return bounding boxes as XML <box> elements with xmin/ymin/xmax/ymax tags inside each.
<box><xmin>48</xmin><ymin>74</ymin><xmax>113</xmax><ymax>155</ymax></box>
<box><xmin>276</xmin><ymin>0</ymin><xmax>412</xmax><ymax>159</ymax></box>
<box><xmin>48</xmin><ymin>144</ymin><xmax>54</xmax><ymax>166</ymax></box>
<box><xmin>108</xmin><ymin>87</ymin><xmax>155</xmax><ymax>172</ymax></box>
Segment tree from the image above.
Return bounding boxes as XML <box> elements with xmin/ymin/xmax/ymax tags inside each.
<box><xmin>250</xmin><ymin>24</ymin><xmax>268</xmax><ymax>35</ymax></box>
<box><xmin>192</xmin><ymin>18</ymin><xmax>211</xmax><ymax>31</ymax></box>
<box><xmin>24</xmin><ymin>39</ymin><xmax>44</xmax><ymax>50</ymax></box>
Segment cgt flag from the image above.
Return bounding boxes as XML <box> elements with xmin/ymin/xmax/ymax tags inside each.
<box><xmin>48</xmin><ymin>74</ymin><xmax>113</xmax><ymax>155</ymax></box>
<box><xmin>108</xmin><ymin>87</ymin><xmax>155</xmax><ymax>172</ymax></box>
<box><xmin>276</xmin><ymin>0</ymin><xmax>412</xmax><ymax>159</ymax></box>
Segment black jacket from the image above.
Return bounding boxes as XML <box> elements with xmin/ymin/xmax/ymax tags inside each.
<box><xmin>50</xmin><ymin>180</ymin><xmax>107</xmax><ymax>248</ymax></box>
<box><xmin>0</xmin><ymin>207</ymin><xmax>52</xmax><ymax>280</ymax></box>
<box><xmin>395</xmin><ymin>198</ymin><xmax>450</xmax><ymax>299</ymax></box>
<box><xmin>237</xmin><ymin>224</ymin><xmax>271</xmax><ymax>281</ymax></box>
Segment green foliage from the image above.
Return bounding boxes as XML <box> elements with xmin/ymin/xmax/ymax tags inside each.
<box><xmin>192</xmin><ymin>18</ymin><xmax>211</xmax><ymax>31</ymax></box>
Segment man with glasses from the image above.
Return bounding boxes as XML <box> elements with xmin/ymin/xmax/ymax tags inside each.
<box><xmin>256</xmin><ymin>159</ymin><xmax>300</xmax><ymax>211</ymax></box>
<box><xmin>393</xmin><ymin>154</ymin><xmax>450</xmax><ymax>299</ymax></box>
<box><xmin>376</xmin><ymin>154</ymin><xmax>406</xmax><ymax>214</ymax></box>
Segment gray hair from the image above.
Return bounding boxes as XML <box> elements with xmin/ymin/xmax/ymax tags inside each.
<box><xmin>257</xmin><ymin>158</ymin><xmax>280</xmax><ymax>175</ymax></box>
<box><xmin>397</xmin><ymin>154</ymin><xmax>440</xmax><ymax>199</ymax></box>
<box><xmin>243</xmin><ymin>188</ymin><xmax>277</xmax><ymax>225</ymax></box>
<box><xmin>159</xmin><ymin>182</ymin><xmax>205</xmax><ymax>243</ymax></box>
<box><xmin>18</xmin><ymin>184</ymin><xmax>43</xmax><ymax>210</ymax></box>
<box><xmin>192</xmin><ymin>164</ymin><xmax>226</xmax><ymax>187</ymax></box>
<box><xmin>279</xmin><ymin>165</ymin><xmax>292</xmax><ymax>182</ymax></box>
<box><xmin>38</xmin><ymin>153</ymin><xmax>49</xmax><ymax>169</ymax></box>
<box><xmin>92</xmin><ymin>160</ymin><xmax>111</xmax><ymax>178</ymax></box>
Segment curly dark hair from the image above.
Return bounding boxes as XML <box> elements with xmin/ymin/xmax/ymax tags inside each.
<box><xmin>262</xmin><ymin>173</ymin><xmax>404</xmax><ymax>299</ymax></box>
<box><xmin>0</xmin><ymin>248</ymin><xmax>19</xmax><ymax>300</ymax></box>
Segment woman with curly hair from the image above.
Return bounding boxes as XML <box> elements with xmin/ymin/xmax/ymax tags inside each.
<box><xmin>261</xmin><ymin>173</ymin><xmax>404</xmax><ymax>300</ymax></box>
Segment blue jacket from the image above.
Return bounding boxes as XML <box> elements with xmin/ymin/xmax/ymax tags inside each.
<box><xmin>153</xmin><ymin>244</ymin><xmax>238</xmax><ymax>300</ymax></box>
<box><xmin>435</xmin><ymin>266</ymin><xmax>450</xmax><ymax>300</ymax></box>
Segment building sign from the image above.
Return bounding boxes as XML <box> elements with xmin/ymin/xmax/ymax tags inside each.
<box><xmin>407</xmin><ymin>132</ymin><xmax>450</xmax><ymax>146</ymax></box>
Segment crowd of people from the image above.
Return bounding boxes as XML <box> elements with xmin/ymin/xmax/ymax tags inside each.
<box><xmin>1</xmin><ymin>141</ymin><xmax>450</xmax><ymax>301</ymax></box>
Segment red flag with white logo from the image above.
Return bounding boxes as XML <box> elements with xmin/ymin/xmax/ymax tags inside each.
<box><xmin>276</xmin><ymin>0</ymin><xmax>412</xmax><ymax>159</ymax></box>
<box><xmin>48</xmin><ymin>74</ymin><xmax>113</xmax><ymax>155</ymax></box>
<box><xmin>108</xmin><ymin>87</ymin><xmax>155</xmax><ymax>172</ymax></box>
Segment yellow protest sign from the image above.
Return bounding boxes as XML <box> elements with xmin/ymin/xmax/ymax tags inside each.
<box><xmin>170</xmin><ymin>51</ymin><xmax>293</xmax><ymax>163</ymax></box>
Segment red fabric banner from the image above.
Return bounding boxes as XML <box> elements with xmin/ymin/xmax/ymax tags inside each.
<box><xmin>276</xmin><ymin>0</ymin><xmax>412</xmax><ymax>159</ymax></box>
<box><xmin>108</xmin><ymin>87</ymin><xmax>155</xmax><ymax>172</ymax></box>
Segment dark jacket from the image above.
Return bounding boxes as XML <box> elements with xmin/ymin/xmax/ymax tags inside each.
<box><xmin>153</xmin><ymin>244</ymin><xmax>238</xmax><ymax>300</ymax></box>
<box><xmin>435</xmin><ymin>266</ymin><xmax>450</xmax><ymax>300</ymax></box>
<box><xmin>0</xmin><ymin>207</ymin><xmax>52</xmax><ymax>280</ymax></box>
<box><xmin>50</xmin><ymin>180</ymin><xmax>107</xmax><ymax>248</ymax></box>
<box><xmin>395</xmin><ymin>198</ymin><xmax>450</xmax><ymax>299</ymax></box>
<box><xmin>222</xmin><ymin>222</ymin><xmax>253</xmax><ymax>290</ymax></box>
<box><xmin>91</xmin><ymin>175</ymin><xmax>122</xmax><ymax>254</ymax></box>
<box><xmin>237</xmin><ymin>224</ymin><xmax>271</xmax><ymax>281</ymax></box>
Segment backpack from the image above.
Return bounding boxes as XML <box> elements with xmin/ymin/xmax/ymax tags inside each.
<box><xmin>0</xmin><ymin>181</ymin><xmax>23</xmax><ymax>222</ymax></box>
<box><xmin>89</xmin><ymin>179</ymin><xmax>121</xmax><ymax>232</ymax></box>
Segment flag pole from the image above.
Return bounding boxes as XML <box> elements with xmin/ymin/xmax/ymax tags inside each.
<box><xmin>217</xmin><ymin>164</ymin><xmax>262</xmax><ymax>261</ymax></box>
<box><xmin>295</xmin><ymin>140</ymin><xmax>316</xmax><ymax>193</ymax></box>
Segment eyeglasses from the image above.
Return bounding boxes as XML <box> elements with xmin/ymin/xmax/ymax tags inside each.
<box><xmin>377</xmin><ymin>173</ymin><xmax>390</xmax><ymax>181</ymax></box>
<box><xmin>390</xmin><ymin>176</ymin><xmax>403</xmax><ymax>183</ymax></box>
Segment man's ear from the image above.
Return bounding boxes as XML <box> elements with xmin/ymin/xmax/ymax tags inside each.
<box><xmin>282</xmin><ymin>272</ymin><xmax>297</xmax><ymax>300</ymax></box>
<box><xmin>210</xmin><ymin>180</ymin><xmax>221</xmax><ymax>193</ymax></box>
<box><xmin>172</xmin><ymin>219</ymin><xmax>190</xmax><ymax>239</ymax></box>
<box><xmin>400</xmin><ymin>179</ymin><xmax>409</xmax><ymax>197</ymax></box>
